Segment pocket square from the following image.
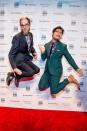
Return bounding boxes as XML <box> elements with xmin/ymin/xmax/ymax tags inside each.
<box><xmin>57</xmin><ymin>49</ymin><xmax>60</xmax><ymax>51</ymax></box>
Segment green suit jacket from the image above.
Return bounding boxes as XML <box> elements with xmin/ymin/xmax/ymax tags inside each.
<box><xmin>41</xmin><ymin>41</ymin><xmax>79</xmax><ymax>76</ymax></box>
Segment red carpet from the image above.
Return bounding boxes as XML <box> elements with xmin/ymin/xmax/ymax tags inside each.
<box><xmin>0</xmin><ymin>107</ymin><xmax>87</xmax><ymax>131</ymax></box>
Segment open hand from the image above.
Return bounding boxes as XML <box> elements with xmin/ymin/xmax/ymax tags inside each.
<box><xmin>38</xmin><ymin>44</ymin><xmax>45</xmax><ymax>53</ymax></box>
<box><xmin>13</xmin><ymin>68</ymin><xmax>22</xmax><ymax>75</ymax></box>
<box><xmin>33</xmin><ymin>52</ymin><xmax>37</xmax><ymax>60</ymax></box>
<box><xmin>77</xmin><ymin>68</ymin><xmax>84</xmax><ymax>77</ymax></box>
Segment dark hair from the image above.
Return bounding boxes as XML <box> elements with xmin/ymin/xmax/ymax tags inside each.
<box><xmin>20</xmin><ymin>16</ymin><xmax>30</xmax><ymax>25</ymax></box>
<box><xmin>52</xmin><ymin>26</ymin><xmax>64</xmax><ymax>34</ymax></box>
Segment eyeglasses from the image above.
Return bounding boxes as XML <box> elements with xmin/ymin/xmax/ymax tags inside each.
<box><xmin>20</xmin><ymin>23</ymin><xmax>29</xmax><ymax>27</ymax></box>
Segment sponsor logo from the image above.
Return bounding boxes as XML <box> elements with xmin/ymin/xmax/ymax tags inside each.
<box><xmin>0</xmin><ymin>57</ymin><xmax>4</xmax><ymax>61</ymax></box>
<box><xmin>23</xmin><ymin>94</ymin><xmax>32</xmax><ymax>97</ymax></box>
<box><xmin>14</xmin><ymin>2</ymin><xmax>20</xmax><ymax>8</ymax></box>
<box><xmin>0</xmin><ymin>10</ymin><xmax>5</xmax><ymax>16</ymax></box>
<box><xmin>77</xmin><ymin>102</ymin><xmax>82</xmax><ymax>107</ymax></box>
<box><xmin>80</xmin><ymin>82</ymin><xmax>84</xmax><ymax>87</ymax></box>
<box><xmin>10</xmin><ymin>100</ymin><xmax>20</xmax><ymax>103</ymax></box>
<box><xmin>84</xmin><ymin>37</ymin><xmax>87</xmax><ymax>43</ymax></box>
<box><xmin>13</xmin><ymin>26</ymin><xmax>18</xmax><ymax>32</ymax></box>
<box><xmin>0</xmin><ymin>78</ymin><xmax>5</xmax><ymax>82</ymax></box>
<box><xmin>80</xmin><ymin>46</ymin><xmax>87</xmax><ymax>49</ymax></box>
<box><xmin>69</xmin><ymin>44</ymin><xmax>74</xmax><ymax>49</ymax></box>
<box><xmin>40</xmin><ymin>3</ymin><xmax>50</xmax><ymax>7</ymax></box>
<box><xmin>41</xmin><ymin>34</ymin><xmax>46</xmax><ymax>40</ymax></box>
<box><xmin>82</xmin><ymin>22</ymin><xmax>87</xmax><ymax>25</ymax></box>
<box><xmin>0</xmin><ymin>34</ymin><xmax>4</xmax><ymax>39</ymax></box>
<box><xmin>25</xmin><ymin>3</ymin><xmax>36</xmax><ymax>7</ymax></box>
<box><xmin>69</xmin><ymin>4</ymin><xmax>81</xmax><ymax>8</ymax></box>
<box><xmin>81</xmin><ymin>60</ymin><xmax>86</xmax><ymax>65</ymax></box>
<box><xmin>26</xmin><ymin>86</ymin><xmax>30</xmax><ymax>91</ymax></box>
<box><xmin>10</xmin><ymin>12</ymin><xmax>22</xmax><ymax>15</ymax></box>
<box><xmin>48</xmin><ymin>102</ymin><xmax>58</xmax><ymax>105</ymax></box>
<box><xmin>67</xmin><ymin>29</ymin><xmax>78</xmax><ymax>32</ymax></box>
<box><xmin>67</xmin><ymin>67</ymin><xmax>72</xmax><ymax>72</ymax></box>
<box><xmin>42</xmin><ymin>11</ymin><xmax>48</xmax><ymax>16</ymax></box>
<box><xmin>38</xmin><ymin>101</ymin><xmax>43</xmax><ymax>105</ymax></box>
<box><xmin>62</xmin><ymin>97</ymin><xmax>72</xmax><ymax>99</ymax></box>
<box><xmin>13</xmin><ymin>92</ymin><xmax>17</xmax><ymax>97</ymax></box>
<box><xmin>57</xmin><ymin>1</ymin><xmax>62</xmax><ymax>8</ymax></box>
<box><xmin>71</xmin><ymin>20</ymin><xmax>76</xmax><ymax>26</ymax></box>
<box><xmin>39</xmin><ymin>20</ymin><xmax>50</xmax><ymax>23</ymax></box>
<box><xmin>23</xmin><ymin>100</ymin><xmax>31</xmax><ymax>104</ymax></box>
<box><xmin>53</xmin><ymin>13</ymin><xmax>64</xmax><ymax>16</ymax></box>
<box><xmin>64</xmin><ymin>88</ymin><xmax>70</xmax><ymax>93</ymax></box>
<box><xmin>1</xmin><ymin>98</ymin><xmax>5</xmax><ymax>102</ymax></box>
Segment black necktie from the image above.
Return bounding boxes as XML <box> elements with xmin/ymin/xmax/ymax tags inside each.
<box><xmin>48</xmin><ymin>42</ymin><xmax>55</xmax><ymax>58</ymax></box>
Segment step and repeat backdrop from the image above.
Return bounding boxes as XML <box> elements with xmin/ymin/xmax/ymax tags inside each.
<box><xmin>0</xmin><ymin>0</ymin><xmax>87</xmax><ymax>112</ymax></box>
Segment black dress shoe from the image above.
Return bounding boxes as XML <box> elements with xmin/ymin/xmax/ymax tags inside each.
<box><xmin>15</xmin><ymin>77</ymin><xmax>19</xmax><ymax>87</ymax></box>
<box><xmin>6</xmin><ymin>72</ymin><xmax>15</xmax><ymax>86</ymax></box>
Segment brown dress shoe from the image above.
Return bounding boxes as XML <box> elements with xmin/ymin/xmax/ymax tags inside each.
<box><xmin>68</xmin><ymin>75</ymin><xmax>80</xmax><ymax>90</ymax></box>
<box><xmin>51</xmin><ymin>90</ymin><xmax>64</xmax><ymax>98</ymax></box>
<box><xmin>51</xmin><ymin>94</ymin><xmax>56</xmax><ymax>98</ymax></box>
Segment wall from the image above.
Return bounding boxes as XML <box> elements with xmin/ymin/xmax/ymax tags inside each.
<box><xmin>0</xmin><ymin>0</ymin><xmax>87</xmax><ymax>112</ymax></box>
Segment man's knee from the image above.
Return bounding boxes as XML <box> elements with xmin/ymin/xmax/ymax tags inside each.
<box><xmin>39</xmin><ymin>86</ymin><xmax>49</xmax><ymax>91</ymax></box>
<box><xmin>29</xmin><ymin>71</ymin><xmax>35</xmax><ymax>77</ymax></box>
<box><xmin>38</xmin><ymin>80</ymin><xmax>49</xmax><ymax>91</ymax></box>
<box><xmin>35</xmin><ymin>67</ymin><xmax>40</xmax><ymax>74</ymax></box>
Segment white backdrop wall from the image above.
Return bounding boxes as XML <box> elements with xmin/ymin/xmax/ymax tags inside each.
<box><xmin>0</xmin><ymin>0</ymin><xmax>87</xmax><ymax>112</ymax></box>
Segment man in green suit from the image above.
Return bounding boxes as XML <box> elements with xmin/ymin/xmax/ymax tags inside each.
<box><xmin>38</xmin><ymin>26</ymin><xmax>83</xmax><ymax>98</ymax></box>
